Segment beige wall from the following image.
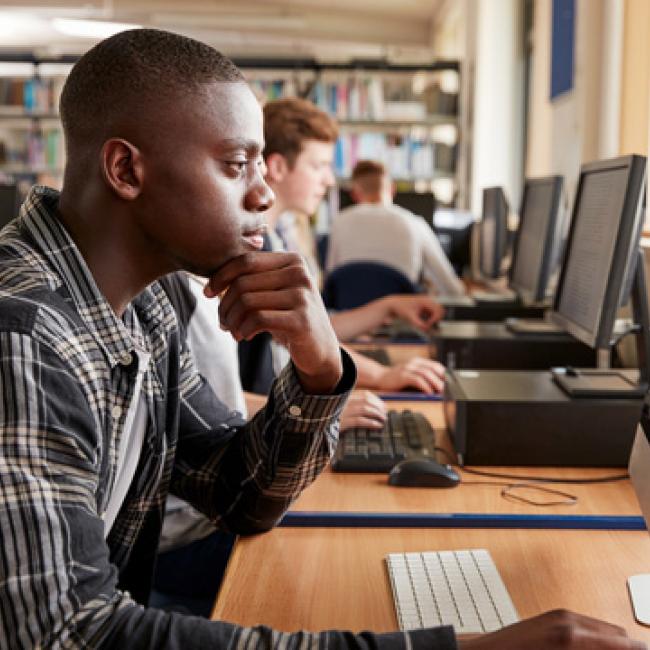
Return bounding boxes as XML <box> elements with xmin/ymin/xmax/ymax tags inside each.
<box><xmin>526</xmin><ymin>0</ymin><xmax>624</xmax><ymax>207</ymax></box>
<box><xmin>619</xmin><ymin>0</ymin><xmax>650</xmax><ymax>156</ymax></box>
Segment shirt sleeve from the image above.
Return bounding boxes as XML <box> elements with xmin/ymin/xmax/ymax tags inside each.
<box><xmin>325</xmin><ymin>218</ymin><xmax>340</xmax><ymax>273</ymax></box>
<box><xmin>170</xmin><ymin>345</ymin><xmax>356</xmax><ymax>534</ymax></box>
<box><xmin>0</xmin><ymin>331</ymin><xmax>462</xmax><ymax>649</ymax></box>
<box><xmin>415</xmin><ymin>218</ymin><xmax>466</xmax><ymax>296</ymax></box>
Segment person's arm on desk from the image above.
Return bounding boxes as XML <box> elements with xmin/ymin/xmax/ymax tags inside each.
<box><xmin>329</xmin><ymin>294</ymin><xmax>444</xmax><ymax>342</ymax></box>
<box><xmin>415</xmin><ymin>218</ymin><xmax>466</xmax><ymax>297</ymax></box>
<box><xmin>347</xmin><ymin>347</ymin><xmax>446</xmax><ymax>393</ymax></box>
<box><xmin>458</xmin><ymin>610</ymin><xmax>646</xmax><ymax>649</ymax></box>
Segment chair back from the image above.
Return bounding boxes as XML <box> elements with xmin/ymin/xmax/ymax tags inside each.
<box><xmin>322</xmin><ymin>261</ymin><xmax>417</xmax><ymax>310</ymax></box>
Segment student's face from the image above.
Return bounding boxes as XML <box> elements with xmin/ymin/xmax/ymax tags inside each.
<box><xmin>275</xmin><ymin>140</ymin><xmax>335</xmax><ymax>215</ymax></box>
<box><xmin>135</xmin><ymin>81</ymin><xmax>273</xmax><ymax>276</ymax></box>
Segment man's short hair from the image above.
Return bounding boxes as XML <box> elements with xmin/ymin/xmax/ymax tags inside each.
<box><xmin>60</xmin><ymin>28</ymin><xmax>244</xmax><ymax>151</ymax></box>
<box><xmin>263</xmin><ymin>97</ymin><xmax>338</xmax><ymax>167</ymax></box>
<box><xmin>351</xmin><ymin>159</ymin><xmax>387</xmax><ymax>196</ymax></box>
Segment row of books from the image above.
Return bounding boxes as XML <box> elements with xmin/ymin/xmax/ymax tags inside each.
<box><xmin>0</xmin><ymin>127</ymin><xmax>64</xmax><ymax>170</ymax></box>
<box><xmin>0</xmin><ymin>77</ymin><xmax>64</xmax><ymax>113</ymax></box>
<box><xmin>248</xmin><ymin>77</ymin><xmax>457</xmax><ymax>121</ymax></box>
<box><xmin>333</xmin><ymin>133</ymin><xmax>457</xmax><ymax>179</ymax></box>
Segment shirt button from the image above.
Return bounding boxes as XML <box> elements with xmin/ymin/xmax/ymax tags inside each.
<box><xmin>119</xmin><ymin>352</ymin><xmax>134</xmax><ymax>366</ymax></box>
<box><xmin>288</xmin><ymin>405</ymin><xmax>302</xmax><ymax>417</ymax></box>
<box><xmin>111</xmin><ymin>405</ymin><xmax>122</xmax><ymax>420</ymax></box>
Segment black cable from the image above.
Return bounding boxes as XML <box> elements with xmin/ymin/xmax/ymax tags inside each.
<box><xmin>459</xmin><ymin>466</ymin><xmax>628</xmax><ymax>484</ymax></box>
<box><xmin>433</xmin><ymin>446</ymin><xmax>627</xmax><ymax>506</ymax></box>
<box><xmin>434</xmin><ymin>447</ymin><xmax>628</xmax><ymax>484</ymax></box>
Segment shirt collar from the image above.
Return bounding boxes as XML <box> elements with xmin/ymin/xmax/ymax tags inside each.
<box><xmin>18</xmin><ymin>185</ymin><xmax>162</xmax><ymax>368</ymax></box>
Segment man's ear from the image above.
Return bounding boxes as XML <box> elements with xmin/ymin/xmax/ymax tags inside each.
<box><xmin>100</xmin><ymin>138</ymin><xmax>143</xmax><ymax>200</ymax></box>
<box><xmin>264</xmin><ymin>152</ymin><xmax>289</xmax><ymax>184</ymax></box>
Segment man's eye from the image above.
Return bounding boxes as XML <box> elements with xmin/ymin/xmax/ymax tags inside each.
<box><xmin>227</xmin><ymin>161</ymin><xmax>248</xmax><ymax>173</ymax></box>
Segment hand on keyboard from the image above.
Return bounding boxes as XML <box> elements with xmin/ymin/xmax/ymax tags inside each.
<box><xmin>333</xmin><ymin>410</ymin><xmax>436</xmax><ymax>473</ymax></box>
<box><xmin>374</xmin><ymin>357</ymin><xmax>446</xmax><ymax>394</ymax></box>
<box><xmin>457</xmin><ymin>610</ymin><xmax>646</xmax><ymax>649</ymax></box>
<box><xmin>340</xmin><ymin>391</ymin><xmax>387</xmax><ymax>430</ymax></box>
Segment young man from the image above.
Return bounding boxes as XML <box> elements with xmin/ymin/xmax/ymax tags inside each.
<box><xmin>327</xmin><ymin>159</ymin><xmax>466</xmax><ymax>296</ymax></box>
<box><xmin>0</xmin><ymin>29</ymin><xmax>353</xmax><ymax>647</ymax></box>
<box><xmin>256</xmin><ymin>97</ymin><xmax>447</xmax><ymax>395</ymax></box>
<box><xmin>0</xmin><ymin>28</ymin><xmax>642</xmax><ymax>650</ymax></box>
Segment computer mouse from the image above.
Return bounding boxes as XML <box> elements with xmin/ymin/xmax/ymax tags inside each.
<box><xmin>388</xmin><ymin>458</ymin><xmax>460</xmax><ymax>488</ymax></box>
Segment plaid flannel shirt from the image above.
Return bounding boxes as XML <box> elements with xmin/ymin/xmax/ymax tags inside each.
<box><xmin>0</xmin><ymin>186</ymin><xmax>456</xmax><ymax>650</ymax></box>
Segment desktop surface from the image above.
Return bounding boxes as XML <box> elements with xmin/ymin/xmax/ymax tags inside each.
<box><xmin>440</xmin><ymin>301</ymin><xmax>547</xmax><ymax>322</ymax></box>
<box><xmin>290</xmin><ymin>399</ymin><xmax>643</xmax><ymax>517</ymax></box>
<box><xmin>213</xmin><ymin>526</ymin><xmax>650</xmax><ymax>642</ymax></box>
<box><xmin>435</xmin><ymin>320</ymin><xmax>564</xmax><ymax>341</ymax></box>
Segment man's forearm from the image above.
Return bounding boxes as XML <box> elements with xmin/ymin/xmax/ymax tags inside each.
<box><xmin>329</xmin><ymin>298</ymin><xmax>391</xmax><ymax>342</ymax></box>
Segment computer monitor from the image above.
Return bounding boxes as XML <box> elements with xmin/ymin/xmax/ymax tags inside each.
<box><xmin>393</xmin><ymin>191</ymin><xmax>436</xmax><ymax>228</ymax></box>
<box><xmin>627</xmin><ymin>416</ymin><xmax>650</xmax><ymax>625</ymax></box>
<box><xmin>337</xmin><ymin>187</ymin><xmax>436</xmax><ymax>226</ymax></box>
<box><xmin>509</xmin><ymin>175</ymin><xmax>564</xmax><ymax>304</ymax></box>
<box><xmin>479</xmin><ymin>187</ymin><xmax>509</xmax><ymax>280</ymax></box>
<box><xmin>551</xmin><ymin>155</ymin><xmax>647</xmax><ymax>349</ymax></box>
<box><xmin>0</xmin><ymin>184</ymin><xmax>19</xmax><ymax>229</ymax></box>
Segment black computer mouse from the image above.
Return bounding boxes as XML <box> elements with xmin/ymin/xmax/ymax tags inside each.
<box><xmin>388</xmin><ymin>458</ymin><xmax>460</xmax><ymax>488</ymax></box>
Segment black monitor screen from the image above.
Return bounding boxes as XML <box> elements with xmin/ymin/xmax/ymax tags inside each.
<box><xmin>510</xmin><ymin>176</ymin><xmax>563</xmax><ymax>303</ymax></box>
<box><xmin>337</xmin><ymin>188</ymin><xmax>435</xmax><ymax>226</ymax></box>
<box><xmin>0</xmin><ymin>185</ymin><xmax>19</xmax><ymax>229</ymax></box>
<box><xmin>393</xmin><ymin>192</ymin><xmax>436</xmax><ymax>228</ymax></box>
<box><xmin>552</xmin><ymin>156</ymin><xmax>646</xmax><ymax>348</ymax></box>
<box><xmin>479</xmin><ymin>187</ymin><xmax>508</xmax><ymax>280</ymax></box>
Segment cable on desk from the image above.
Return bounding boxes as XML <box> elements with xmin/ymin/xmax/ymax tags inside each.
<box><xmin>435</xmin><ymin>447</ymin><xmax>628</xmax><ymax>507</ymax></box>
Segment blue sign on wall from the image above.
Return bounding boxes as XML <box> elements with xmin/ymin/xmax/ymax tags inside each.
<box><xmin>551</xmin><ymin>0</ymin><xmax>575</xmax><ymax>99</ymax></box>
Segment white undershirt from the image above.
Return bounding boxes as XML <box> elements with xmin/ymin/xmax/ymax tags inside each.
<box><xmin>103</xmin><ymin>347</ymin><xmax>151</xmax><ymax>538</ymax></box>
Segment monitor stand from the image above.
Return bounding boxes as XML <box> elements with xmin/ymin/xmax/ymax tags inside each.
<box><xmin>552</xmin><ymin>250</ymin><xmax>650</xmax><ymax>398</ymax></box>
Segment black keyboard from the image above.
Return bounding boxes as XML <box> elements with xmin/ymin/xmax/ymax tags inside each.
<box><xmin>373</xmin><ymin>321</ymin><xmax>430</xmax><ymax>343</ymax></box>
<box><xmin>332</xmin><ymin>410</ymin><xmax>437</xmax><ymax>473</ymax></box>
<box><xmin>358</xmin><ymin>347</ymin><xmax>391</xmax><ymax>365</ymax></box>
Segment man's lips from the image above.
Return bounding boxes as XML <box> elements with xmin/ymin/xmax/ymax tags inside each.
<box><xmin>242</xmin><ymin>224</ymin><xmax>267</xmax><ymax>250</ymax></box>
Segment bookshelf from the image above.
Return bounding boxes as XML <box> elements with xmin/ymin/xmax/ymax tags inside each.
<box><xmin>239</xmin><ymin>58</ymin><xmax>464</xmax><ymax>208</ymax></box>
<box><xmin>0</xmin><ymin>55</ymin><xmax>466</xmax><ymax>210</ymax></box>
<box><xmin>0</xmin><ymin>58</ymin><xmax>70</xmax><ymax>194</ymax></box>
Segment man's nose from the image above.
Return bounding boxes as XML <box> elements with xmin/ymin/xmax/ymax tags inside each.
<box><xmin>245</xmin><ymin>176</ymin><xmax>275</xmax><ymax>213</ymax></box>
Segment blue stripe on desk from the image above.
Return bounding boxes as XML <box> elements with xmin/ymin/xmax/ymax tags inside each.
<box><xmin>378</xmin><ymin>392</ymin><xmax>443</xmax><ymax>401</ymax></box>
<box><xmin>280</xmin><ymin>511</ymin><xmax>647</xmax><ymax>530</ymax></box>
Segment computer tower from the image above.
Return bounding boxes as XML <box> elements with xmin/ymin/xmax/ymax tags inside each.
<box><xmin>444</xmin><ymin>369</ymin><xmax>642</xmax><ymax>466</ymax></box>
<box><xmin>431</xmin><ymin>321</ymin><xmax>597</xmax><ymax>369</ymax></box>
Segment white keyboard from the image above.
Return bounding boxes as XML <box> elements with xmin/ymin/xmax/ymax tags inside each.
<box><xmin>386</xmin><ymin>549</ymin><xmax>519</xmax><ymax>635</ymax></box>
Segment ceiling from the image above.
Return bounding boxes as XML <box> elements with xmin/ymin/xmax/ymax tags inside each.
<box><xmin>0</xmin><ymin>0</ymin><xmax>452</xmax><ymax>62</ymax></box>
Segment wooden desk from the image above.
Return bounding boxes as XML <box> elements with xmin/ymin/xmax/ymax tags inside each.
<box><xmin>293</xmin><ymin>399</ymin><xmax>642</xmax><ymax>517</ymax></box>
<box><xmin>349</xmin><ymin>341</ymin><xmax>434</xmax><ymax>365</ymax></box>
<box><xmin>213</xmin><ymin>526</ymin><xmax>650</xmax><ymax>642</ymax></box>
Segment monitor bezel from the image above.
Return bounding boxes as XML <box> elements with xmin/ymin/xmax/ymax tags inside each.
<box><xmin>550</xmin><ymin>155</ymin><xmax>647</xmax><ymax>349</ymax></box>
<box><xmin>479</xmin><ymin>186</ymin><xmax>509</xmax><ymax>281</ymax></box>
<box><xmin>509</xmin><ymin>175</ymin><xmax>564</xmax><ymax>304</ymax></box>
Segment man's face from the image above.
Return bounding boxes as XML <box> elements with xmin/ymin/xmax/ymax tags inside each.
<box><xmin>272</xmin><ymin>139</ymin><xmax>335</xmax><ymax>215</ymax></box>
<box><xmin>134</xmin><ymin>81</ymin><xmax>273</xmax><ymax>277</ymax></box>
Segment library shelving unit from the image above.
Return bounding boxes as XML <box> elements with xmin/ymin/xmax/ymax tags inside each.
<box><xmin>237</xmin><ymin>58</ymin><xmax>464</xmax><ymax>209</ymax></box>
<box><xmin>0</xmin><ymin>54</ymin><xmax>466</xmax><ymax>212</ymax></box>
<box><xmin>0</xmin><ymin>54</ymin><xmax>75</xmax><ymax>196</ymax></box>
